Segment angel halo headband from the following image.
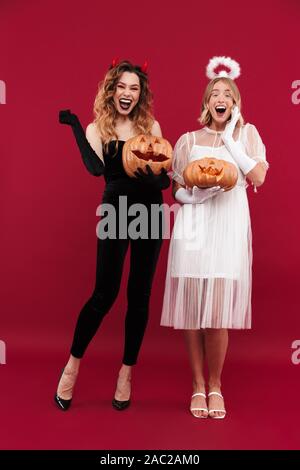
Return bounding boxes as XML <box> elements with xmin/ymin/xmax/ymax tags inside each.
<box><xmin>206</xmin><ymin>56</ymin><xmax>240</xmax><ymax>80</ymax></box>
<box><xmin>110</xmin><ymin>57</ymin><xmax>148</xmax><ymax>74</ymax></box>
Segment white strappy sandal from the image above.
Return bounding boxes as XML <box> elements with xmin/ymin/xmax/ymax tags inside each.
<box><xmin>190</xmin><ymin>392</ymin><xmax>209</xmax><ymax>419</ymax></box>
<box><xmin>208</xmin><ymin>391</ymin><xmax>226</xmax><ymax>419</ymax></box>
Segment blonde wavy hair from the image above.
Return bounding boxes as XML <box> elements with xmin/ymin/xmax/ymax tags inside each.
<box><xmin>198</xmin><ymin>77</ymin><xmax>244</xmax><ymax>127</ymax></box>
<box><xmin>93</xmin><ymin>60</ymin><xmax>155</xmax><ymax>152</ymax></box>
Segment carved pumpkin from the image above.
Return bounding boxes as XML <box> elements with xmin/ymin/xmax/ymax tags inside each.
<box><xmin>122</xmin><ymin>134</ymin><xmax>172</xmax><ymax>178</ymax></box>
<box><xmin>183</xmin><ymin>157</ymin><xmax>238</xmax><ymax>191</ymax></box>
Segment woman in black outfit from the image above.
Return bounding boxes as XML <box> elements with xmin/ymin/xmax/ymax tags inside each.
<box><xmin>55</xmin><ymin>60</ymin><xmax>170</xmax><ymax>411</ymax></box>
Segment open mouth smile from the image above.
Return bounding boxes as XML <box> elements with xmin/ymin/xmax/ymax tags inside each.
<box><xmin>119</xmin><ymin>98</ymin><xmax>132</xmax><ymax>110</ymax></box>
<box><xmin>215</xmin><ymin>105</ymin><xmax>227</xmax><ymax>116</ymax></box>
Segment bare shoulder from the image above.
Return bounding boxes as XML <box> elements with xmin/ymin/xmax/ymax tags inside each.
<box><xmin>151</xmin><ymin>120</ymin><xmax>162</xmax><ymax>137</ymax></box>
<box><xmin>86</xmin><ymin>122</ymin><xmax>103</xmax><ymax>159</ymax></box>
<box><xmin>86</xmin><ymin>122</ymin><xmax>100</xmax><ymax>137</ymax></box>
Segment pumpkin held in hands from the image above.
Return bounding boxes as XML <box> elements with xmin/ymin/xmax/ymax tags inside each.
<box><xmin>122</xmin><ymin>134</ymin><xmax>172</xmax><ymax>178</ymax></box>
<box><xmin>183</xmin><ymin>157</ymin><xmax>238</xmax><ymax>191</ymax></box>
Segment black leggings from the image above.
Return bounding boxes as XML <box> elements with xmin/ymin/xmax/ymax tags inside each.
<box><xmin>70</xmin><ymin>195</ymin><xmax>163</xmax><ymax>365</ymax></box>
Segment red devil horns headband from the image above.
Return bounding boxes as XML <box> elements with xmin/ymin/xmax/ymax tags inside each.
<box><xmin>110</xmin><ymin>58</ymin><xmax>148</xmax><ymax>74</ymax></box>
<box><xmin>111</xmin><ymin>57</ymin><xmax>120</xmax><ymax>68</ymax></box>
<box><xmin>141</xmin><ymin>61</ymin><xmax>148</xmax><ymax>73</ymax></box>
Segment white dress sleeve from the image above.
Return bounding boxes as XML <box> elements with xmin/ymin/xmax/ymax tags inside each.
<box><xmin>242</xmin><ymin>123</ymin><xmax>269</xmax><ymax>170</ymax></box>
<box><xmin>172</xmin><ymin>132</ymin><xmax>193</xmax><ymax>186</ymax></box>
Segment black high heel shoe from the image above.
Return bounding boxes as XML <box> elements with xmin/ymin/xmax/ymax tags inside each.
<box><xmin>54</xmin><ymin>368</ymin><xmax>76</xmax><ymax>411</ymax></box>
<box><xmin>54</xmin><ymin>393</ymin><xmax>72</xmax><ymax>411</ymax></box>
<box><xmin>112</xmin><ymin>397</ymin><xmax>131</xmax><ymax>411</ymax></box>
<box><xmin>112</xmin><ymin>375</ymin><xmax>131</xmax><ymax>411</ymax></box>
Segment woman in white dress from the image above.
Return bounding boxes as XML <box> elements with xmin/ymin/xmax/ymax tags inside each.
<box><xmin>161</xmin><ymin>58</ymin><xmax>269</xmax><ymax>419</ymax></box>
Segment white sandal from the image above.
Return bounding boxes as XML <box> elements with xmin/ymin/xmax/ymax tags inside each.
<box><xmin>190</xmin><ymin>392</ymin><xmax>208</xmax><ymax>419</ymax></box>
<box><xmin>208</xmin><ymin>391</ymin><xmax>226</xmax><ymax>419</ymax></box>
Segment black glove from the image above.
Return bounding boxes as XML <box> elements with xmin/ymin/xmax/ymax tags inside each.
<box><xmin>134</xmin><ymin>165</ymin><xmax>170</xmax><ymax>190</ymax></box>
<box><xmin>59</xmin><ymin>109</ymin><xmax>105</xmax><ymax>177</ymax></box>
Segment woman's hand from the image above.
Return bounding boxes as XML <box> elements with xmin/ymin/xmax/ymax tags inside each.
<box><xmin>221</xmin><ymin>105</ymin><xmax>240</xmax><ymax>145</ymax></box>
<box><xmin>59</xmin><ymin>110</ymin><xmax>104</xmax><ymax>177</ymax></box>
<box><xmin>192</xmin><ymin>185</ymin><xmax>224</xmax><ymax>203</ymax></box>
<box><xmin>175</xmin><ymin>185</ymin><xmax>224</xmax><ymax>204</ymax></box>
<box><xmin>220</xmin><ymin>105</ymin><xmax>257</xmax><ymax>176</ymax></box>
<box><xmin>134</xmin><ymin>165</ymin><xmax>170</xmax><ymax>190</ymax></box>
<box><xmin>59</xmin><ymin>109</ymin><xmax>79</xmax><ymax>126</ymax></box>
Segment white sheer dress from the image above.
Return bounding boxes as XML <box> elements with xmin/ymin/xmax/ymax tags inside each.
<box><xmin>161</xmin><ymin>124</ymin><xmax>269</xmax><ymax>329</ymax></box>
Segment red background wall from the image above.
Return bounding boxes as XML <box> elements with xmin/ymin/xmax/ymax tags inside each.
<box><xmin>0</xmin><ymin>0</ymin><xmax>299</xmax><ymax>451</ymax></box>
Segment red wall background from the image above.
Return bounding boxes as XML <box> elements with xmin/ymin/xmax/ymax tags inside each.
<box><xmin>0</xmin><ymin>0</ymin><xmax>299</xmax><ymax>451</ymax></box>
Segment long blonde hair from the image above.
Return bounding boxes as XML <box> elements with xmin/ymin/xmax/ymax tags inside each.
<box><xmin>93</xmin><ymin>60</ymin><xmax>155</xmax><ymax>152</ymax></box>
<box><xmin>198</xmin><ymin>77</ymin><xmax>244</xmax><ymax>127</ymax></box>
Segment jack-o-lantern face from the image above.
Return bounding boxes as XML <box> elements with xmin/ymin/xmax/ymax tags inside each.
<box><xmin>122</xmin><ymin>134</ymin><xmax>172</xmax><ymax>177</ymax></box>
<box><xmin>183</xmin><ymin>157</ymin><xmax>238</xmax><ymax>191</ymax></box>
